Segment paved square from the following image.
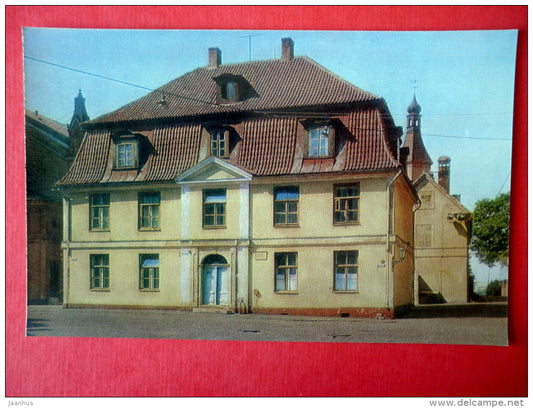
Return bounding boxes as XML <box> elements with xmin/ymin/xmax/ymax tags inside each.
<box><xmin>26</xmin><ymin>303</ymin><xmax>508</xmax><ymax>345</ymax></box>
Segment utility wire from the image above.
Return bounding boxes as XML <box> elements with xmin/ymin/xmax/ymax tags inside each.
<box><xmin>24</xmin><ymin>55</ymin><xmax>515</xmax><ymax>142</ymax></box>
<box><xmin>24</xmin><ymin>55</ymin><xmax>219</xmax><ymax>107</ymax></box>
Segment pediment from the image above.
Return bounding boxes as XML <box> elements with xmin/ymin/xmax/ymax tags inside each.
<box><xmin>177</xmin><ymin>156</ymin><xmax>253</xmax><ymax>184</ymax></box>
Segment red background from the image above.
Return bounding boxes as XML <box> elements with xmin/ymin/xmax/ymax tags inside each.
<box><xmin>5</xmin><ymin>6</ymin><xmax>527</xmax><ymax>397</ymax></box>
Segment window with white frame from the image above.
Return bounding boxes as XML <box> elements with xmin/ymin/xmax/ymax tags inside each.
<box><xmin>112</xmin><ymin>130</ymin><xmax>143</xmax><ymax>169</ymax></box>
<box><xmin>210</xmin><ymin>130</ymin><xmax>229</xmax><ymax>158</ymax></box>
<box><xmin>275</xmin><ymin>252</ymin><xmax>298</xmax><ymax>292</ymax></box>
<box><xmin>334</xmin><ymin>251</ymin><xmax>358</xmax><ymax>291</ymax></box>
<box><xmin>90</xmin><ymin>254</ymin><xmax>110</xmax><ymax>290</ymax></box>
<box><xmin>307</xmin><ymin>123</ymin><xmax>335</xmax><ymax>158</ymax></box>
<box><xmin>139</xmin><ymin>254</ymin><xmax>160</xmax><ymax>291</ymax></box>
<box><xmin>89</xmin><ymin>193</ymin><xmax>110</xmax><ymax>231</ymax></box>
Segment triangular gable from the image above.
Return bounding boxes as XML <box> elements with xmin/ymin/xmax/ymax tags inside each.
<box><xmin>413</xmin><ymin>172</ymin><xmax>469</xmax><ymax>213</ymax></box>
<box><xmin>177</xmin><ymin>156</ymin><xmax>253</xmax><ymax>185</ymax></box>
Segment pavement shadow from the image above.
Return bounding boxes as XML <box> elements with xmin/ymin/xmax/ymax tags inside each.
<box><xmin>26</xmin><ymin>318</ymin><xmax>51</xmax><ymax>335</ymax></box>
<box><xmin>400</xmin><ymin>302</ymin><xmax>508</xmax><ymax>319</ymax></box>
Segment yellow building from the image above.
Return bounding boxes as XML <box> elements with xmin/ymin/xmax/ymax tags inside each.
<box><xmin>402</xmin><ymin>96</ymin><xmax>471</xmax><ymax>304</ymax></box>
<box><xmin>58</xmin><ymin>38</ymin><xmax>419</xmax><ymax>317</ymax></box>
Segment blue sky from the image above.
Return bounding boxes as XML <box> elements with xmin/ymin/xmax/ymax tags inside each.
<box><xmin>23</xmin><ymin>28</ymin><xmax>517</xmax><ymax>285</ymax></box>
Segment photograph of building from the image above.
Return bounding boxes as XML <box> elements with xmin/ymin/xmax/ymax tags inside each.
<box><xmin>51</xmin><ymin>37</ymin><xmax>476</xmax><ymax>318</ymax></box>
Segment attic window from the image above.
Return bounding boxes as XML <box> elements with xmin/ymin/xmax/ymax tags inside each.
<box><xmin>304</xmin><ymin>120</ymin><xmax>337</xmax><ymax>158</ymax></box>
<box><xmin>210</xmin><ymin>129</ymin><xmax>230</xmax><ymax>158</ymax></box>
<box><xmin>214</xmin><ymin>74</ymin><xmax>252</xmax><ymax>104</ymax></box>
<box><xmin>112</xmin><ymin>130</ymin><xmax>141</xmax><ymax>169</ymax></box>
<box><xmin>222</xmin><ymin>82</ymin><xmax>236</xmax><ymax>100</ymax></box>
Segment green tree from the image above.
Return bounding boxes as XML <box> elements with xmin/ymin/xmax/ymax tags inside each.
<box><xmin>470</xmin><ymin>192</ymin><xmax>510</xmax><ymax>267</ymax></box>
<box><xmin>486</xmin><ymin>279</ymin><xmax>502</xmax><ymax>297</ymax></box>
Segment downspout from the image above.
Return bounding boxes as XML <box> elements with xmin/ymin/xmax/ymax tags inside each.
<box><xmin>412</xmin><ymin>198</ymin><xmax>422</xmax><ymax>306</ymax></box>
<box><xmin>386</xmin><ymin>170</ymin><xmax>402</xmax><ymax>311</ymax></box>
<box><xmin>61</xmin><ymin>192</ymin><xmax>71</xmax><ymax>308</ymax></box>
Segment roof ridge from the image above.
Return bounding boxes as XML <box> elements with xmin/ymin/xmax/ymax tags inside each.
<box><xmin>299</xmin><ymin>56</ymin><xmax>381</xmax><ymax>100</ymax></box>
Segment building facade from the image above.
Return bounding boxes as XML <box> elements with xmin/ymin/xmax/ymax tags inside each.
<box><xmin>26</xmin><ymin>91</ymin><xmax>89</xmax><ymax>304</ymax></box>
<box><xmin>401</xmin><ymin>97</ymin><xmax>471</xmax><ymax>304</ymax></box>
<box><xmin>26</xmin><ymin>110</ymin><xmax>70</xmax><ymax>304</ymax></box>
<box><xmin>58</xmin><ymin>38</ymin><xmax>420</xmax><ymax>317</ymax></box>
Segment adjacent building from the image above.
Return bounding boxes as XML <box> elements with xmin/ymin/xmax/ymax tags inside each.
<box><xmin>401</xmin><ymin>96</ymin><xmax>471</xmax><ymax>304</ymax></box>
<box><xmin>26</xmin><ymin>90</ymin><xmax>89</xmax><ymax>304</ymax></box>
<box><xmin>57</xmin><ymin>38</ymin><xmax>419</xmax><ymax>317</ymax></box>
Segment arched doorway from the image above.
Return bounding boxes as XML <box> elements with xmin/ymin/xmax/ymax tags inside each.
<box><xmin>201</xmin><ymin>254</ymin><xmax>229</xmax><ymax>306</ymax></box>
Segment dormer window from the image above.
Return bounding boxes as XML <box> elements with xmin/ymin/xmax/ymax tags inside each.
<box><xmin>117</xmin><ymin>142</ymin><xmax>135</xmax><ymax>168</ymax></box>
<box><xmin>112</xmin><ymin>130</ymin><xmax>143</xmax><ymax>169</ymax></box>
<box><xmin>223</xmin><ymin>82</ymin><xmax>235</xmax><ymax>100</ymax></box>
<box><xmin>211</xmin><ymin>129</ymin><xmax>229</xmax><ymax>158</ymax></box>
<box><xmin>213</xmin><ymin>73</ymin><xmax>255</xmax><ymax>104</ymax></box>
<box><xmin>304</xmin><ymin>120</ymin><xmax>337</xmax><ymax>158</ymax></box>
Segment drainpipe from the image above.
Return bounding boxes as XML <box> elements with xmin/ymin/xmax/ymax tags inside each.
<box><xmin>61</xmin><ymin>193</ymin><xmax>71</xmax><ymax>307</ymax></box>
<box><xmin>412</xmin><ymin>198</ymin><xmax>422</xmax><ymax>306</ymax></box>
<box><xmin>386</xmin><ymin>170</ymin><xmax>402</xmax><ymax>311</ymax></box>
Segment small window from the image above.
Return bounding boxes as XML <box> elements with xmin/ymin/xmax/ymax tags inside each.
<box><xmin>203</xmin><ymin>189</ymin><xmax>226</xmax><ymax>228</ymax></box>
<box><xmin>139</xmin><ymin>192</ymin><xmax>160</xmax><ymax>230</ymax></box>
<box><xmin>334</xmin><ymin>184</ymin><xmax>360</xmax><ymax>224</ymax></box>
<box><xmin>113</xmin><ymin>131</ymin><xmax>141</xmax><ymax>169</ymax></box>
<box><xmin>274</xmin><ymin>186</ymin><xmax>299</xmax><ymax>226</ymax></box>
<box><xmin>275</xmin><ymin>252</ymin><xmax>298</xmax><ymax>292</ymax></box>
<box><xmin>211</xmin><ymin>130</ymin><xmax>229</xmax><ymax>158</ymax></box>
<box><xmin>308</xmin><ymin>124</ymin><xmax>335</xmax><ymax>157</ymax></box>
<box><xmin>222</xmin><ymin>82</ymin><xmax>236</xmax><ymax>100</ymax></box>
<box><xmin>139</xmin><ymin>254</ymin><xmax>160</xmax><ymax>291</ymax></box>
<box><xmin>90</xmin><ymin>193</ymin><xmax>110</xmax><ymax>231</ymax></box>
<box><xmin>115</xmin><ymin>141</ymin><xmax>139</xmax><ymax>168</ymax></box>
<box><xmin>334</xmin><ymin>251</ymin><xmax>358</xmax><ymax>291</ymax></box>
<box><xmin>90</xmin><ymin>254</ymin><xmax>109</xmax><ymax>290</ymax></box>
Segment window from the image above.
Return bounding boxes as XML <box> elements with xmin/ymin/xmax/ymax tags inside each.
<box><xmin>138</xmin><ymin>192</ymin><xmax>160</xmax><ymax>230</ymax></box>
<box><xmin>203</xmin><ymin>189</ymin><xmax>226</xmax><ymax>228</ymax></box>
<box><xmin>90</xmin><ymin>254</ymin><xmax>109</xmax><ymax>290</ymax></box>
<box><xmin>309</xmin><ymin>126</ymin><xmax>329</xmax><ymax>157</ymax></box>
<box><xmin>115</xmin><ymin>140</ymin><xmax>139</xmax><ymax>169</ymax></box>
<box><xmin>334</xmin><ymin>251</ymin><xmax>358</xmax><ymax>291</ymax></box>
<box><xmin>113</xmin><ymin>131</ymin><xmax>141</xmax><ymax>169</ymax></box>
<box><xmin>222</xmin><ymin>82</ymin><xmax>236</xmax><ymax>100</ymax></box>
<box><xmin>334</xmin><ymin>184</ymin><xmax>360</xmax><ymax>224</ymax></box>
<box><xmin>274</xmin><ymin>186</ymin><xmax>299</xmax><ymax>226</ymax></box>
<box><xmin>210</xmin><ymin>130</ymin><xmax>229</xmax><ymax>158</ymax></box>
<box><xmin>139</xmin><ymin>254</ymin><xmax>160</xmax><ymax>291</ymax></box>
<box><xmin>117</xmin><ymin>142</ymin><xmax>134</xmax><ymax>167</ymax></box>
<box><xmin>90</xmin><ymin>193</ymin><xmax>110</xmax><ymax>230</ymax></box>
<box><xmin>275</xmin><ymin>252</ymin><xmax>298</xmax><ymax>292</ymax></box>
<box><xmin>214</xmin><ymin>74</ymin><xmax>253</xmax><ymax>104</ymax></box>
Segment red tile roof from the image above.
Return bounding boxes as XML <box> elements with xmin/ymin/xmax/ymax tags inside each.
<box><xmin>87</xmin><ymin>57</ymin><xmax>380</xmax><ymax>126</ymax></box>
<box><xmin>58</xmin><ymin>54</ymin><xmax>402</xmax><ymax>187</ymax></box>
<box><xmin>25</xmin><ymin>109</ymin><xmax>69</xmax><ymax>139</ymax></box>
<box><xmin>58</xmin><ymin>108</ymin><xmax>400</xmax><ymax>186</ymax></box>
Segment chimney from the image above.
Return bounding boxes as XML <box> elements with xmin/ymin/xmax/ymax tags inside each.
<box><xmin>281</xmin><ymin>37</ymin><xmax>294</xmax><ymax>61</ymax></box>
<box><xmin>208</xmin><ymin>47</ymin><xmax>221</xmax><ymax>68</ymax></box>
<box><xmin>438</xmin><ymin>156</ymin><xmax>451</xmax><ymax>193</ymax></box>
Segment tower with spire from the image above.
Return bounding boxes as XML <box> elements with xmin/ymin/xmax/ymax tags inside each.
<box><xmin>402</xmin><ymin>95</ymin><xmax>432</xmax><ymax>181</ymax></box>
<box><xmin>68</xmin><ymin>89</ymin><xmax>90</xmax><ymax>160</ymax></box>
